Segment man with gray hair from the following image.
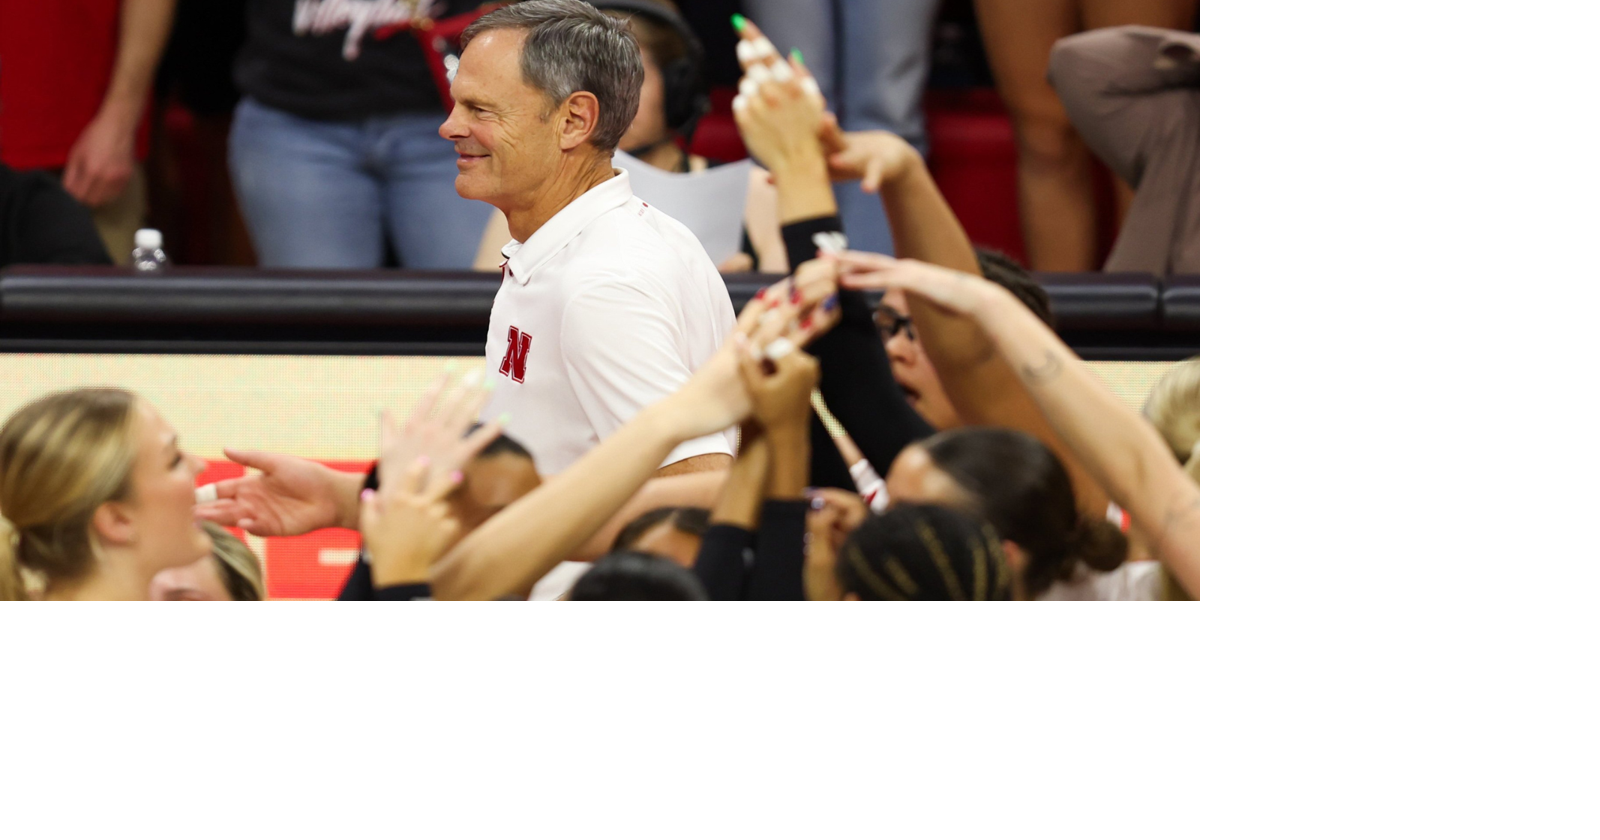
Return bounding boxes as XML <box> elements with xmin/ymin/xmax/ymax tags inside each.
<box><xmin>444</xmin><ymin>0</ymin><xmax>737</xmax><ymax>480</ymax></box>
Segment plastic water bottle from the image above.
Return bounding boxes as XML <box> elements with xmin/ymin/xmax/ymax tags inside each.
<box><xmin>131</xmin><ymin>228</ymin><xmax>168</xmax><ymax>272</ymax></box>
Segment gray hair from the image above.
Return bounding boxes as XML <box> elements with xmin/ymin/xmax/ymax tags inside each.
<box><xmin>461</xmin><ymin>0</ymin><xmax>644</xmax><ymax>151</ymax></box>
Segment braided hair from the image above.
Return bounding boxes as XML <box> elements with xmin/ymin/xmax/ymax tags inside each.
<box><xmin>837</xmin><ymin>504</ymin><xmax>1013</xmax><ymax>600</ymax></box>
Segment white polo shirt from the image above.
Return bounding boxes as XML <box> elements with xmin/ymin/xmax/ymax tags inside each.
<box><xmin>481</xmin><ymin>168</ymin><xmax>738</xmax><ymax>475</ymax></box>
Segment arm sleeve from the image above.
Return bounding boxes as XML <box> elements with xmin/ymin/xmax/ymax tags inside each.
<box><xmin>693</xmin><ymin>524</ymin><xmax>755</xmax><ymax>601</ymax></box>
<box><xmin>746</xmin><ymin>499</ymin><xmax>807</xmax><ymax>600</ymax></box>
<box><xmin>373</xmin><ymin>583</ymin><xmax>433</xmax><ymax>600</ymax></box>
<box><xmin>1048</xmin><ymin>26</ymin><xmax>1200</xmax><ymax>187</ymax></box>
<box><xmin>561</xmin><ymin>280</ymin><xmax>734</xmax><ymax>467</ymax></box>
<box><xmin>335</xmin><ymin>465</ymin><xmax>382</xmax><ymax>601</ymax></box>
<box><xmin>776</xmin><ymin>215</ymin><xmax>935</xmax><ymax>487</ymax></box>
<box><xmin>809</xmin><ymin>289</ymin><xmax>936</xmax><ymax>476</ymax></box>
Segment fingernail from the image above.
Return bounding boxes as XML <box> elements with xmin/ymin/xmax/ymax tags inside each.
<box><xmin>443</xmin><ymin>360</ymin><xmax>460</xmax><ymax>374</ymax></box>
<box><xmin>790</xmin><ymin>288</ymin><xmax>802</xmax><ymax>304</ymax></box>
<box><xmin>496</xmin><ymin>413</ymin><xmax>511</xmax><ymax>426</ymax></box>
<box><xmin>755</xmin><ymin>288</ymin><xmax>767</xmax><ymax>302</ymax></box>
<box><xmin>801</xmin><ymin>314</ymin><xmax>813</xmax><ymax>330</ymax></box>
<box><xmin>450</xmin><ymin>470</ymin><xmax>463</xmax><ymax>483</ymax></box>
<box><xmin>731</xmin><ymin>13</ymin><xmax>747</xmax><ymax>30</ymax></box>
<box><xmin>361</xmin><ymin>489</ymin><xmax>374</xmax><ymax>501</ymax></box>
<box><xmin>791</xmin><ymin>48</ymin><xmax>804</xmax><ymax>66</ymax></box>
<box><xmin>823</xmin><ymin>294</ymin><xmax>839</xmax><ymax>312</ymax></box>
<box><xmin>810</xmin><ymin>495</ymin><xmax>826</xmax><ymax>511</ymax></box>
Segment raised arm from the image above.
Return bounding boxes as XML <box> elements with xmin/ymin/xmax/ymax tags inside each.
<box><xmin>431</xmin><ymin>342</ymin><xmax>753</xmax><ymax>600</ymax></box>
<box><xmin>839</xmin><ymin>254</ymin><xmax>1198</xmax><ymax>596</ymax></box>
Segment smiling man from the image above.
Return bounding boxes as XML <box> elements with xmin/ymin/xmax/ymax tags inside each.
<box><xmin>444</xmin><ymin>0</ymin><xmax>736</xmax><ymax>477</ymax></box>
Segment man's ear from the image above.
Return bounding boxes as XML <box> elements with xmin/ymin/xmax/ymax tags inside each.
<box><xmin>557</xmin><ymin>91</ymin><xmax>601</xmax><ymax>151</ymax></box>
<box><xmin>92</xmin><ymin>501</ymin><xmax>137</xmax><ymax>548</ymax></box>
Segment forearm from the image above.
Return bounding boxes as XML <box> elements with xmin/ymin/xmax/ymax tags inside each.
<box><xmin>879</xmin><ymin>161</ymin><xmax>981</xmax><ymax>274</ymax></box>
<box><xmin>709</xmin><ymin>435</ymin><xmax>771</xmax><ymax>530</ymax></box>
<box><xmin>331</xmin><ymin>469</ymin><xmax>367</xmax><ymax>530</ymax></box>
<box><xmin>101</xmin><ymin>0</ymin><xmax>178</xmax><ymax>121</ymax></box>
<box><xmin>978</xmin><ymin>295</ymin><xmax>1199</xmax><ymax>594</ymax></box>
<box><xmin>769</xmin><ymin>154</ymin><xmax>837</xmax><ymax>225</ymax></box>
<box><xmin>571</xmin><ymin>471</ymin><xmax>728</xmax><ymax>560</ymax></box>
<box><xmin>431</xmin><ymin>403</ymin><xmax>694</xmax><ymax>599</ymax></box>
<box><xmin>764</xmin><ymin>425</ymin><xmax>809</xmax><ymax>500</ymax></box>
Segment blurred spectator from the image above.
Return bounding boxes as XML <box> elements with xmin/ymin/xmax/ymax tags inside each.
<box><xmin>0</xmin><ymin>0</ymin><xmax>178</xmax><ymax>264</ymax></box>
<box><xmin>0</xmin><ymin>164</ymin><xmax>114</xmax><ymax>268</ymax></box>
<box><xmin>568</xmin><ymin>551</ymin><xmax>708</xmax><ymax>599</ymax></box>
<box><xmin>1050</xmin><ymin>25</ymin><xmax>1198</xmax><ymax>275</ymax></box>
<box><xmin>147</xmin><ymin>0</ymin><xmax>256</xmax><ymax>266</ymax></box>
<box><xmin>972</xmin><ymin>0</ymin><xmax>1196</xmax><ymax>270</ymax></box>
<box><xmin>737</xmin><ymin>1</ymin><xmax>941</xmax><ymax>255</ymax></box>
<box><xmin>228</xmin><ymin>0</ymin><xmax>495</xmax><ymax>268</ymax></box>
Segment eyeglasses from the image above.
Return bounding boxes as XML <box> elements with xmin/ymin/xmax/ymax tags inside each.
<box><xmin>873</xmin><ymin>306</ymin><xmax>916</xmax><ymax>343</ymax></box>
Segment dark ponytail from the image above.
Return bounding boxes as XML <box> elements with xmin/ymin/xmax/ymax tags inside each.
<box><xmin>919</xmin><ymin>427</ymin><xmax>1128</xmax><ymax>598</ymax></box>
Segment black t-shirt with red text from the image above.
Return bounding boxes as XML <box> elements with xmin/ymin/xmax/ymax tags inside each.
<box><xmin>236</xmin><ymin>0</ymin><xmax>484</xmax><ymax>121</ymax></box>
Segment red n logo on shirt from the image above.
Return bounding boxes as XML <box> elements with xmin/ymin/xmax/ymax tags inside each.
<box><xmin>498</xmin><ymin>326</ymin><xmax>531</xmax><ymax>383</ymax></box>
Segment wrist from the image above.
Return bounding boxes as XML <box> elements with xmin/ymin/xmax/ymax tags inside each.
<box><xmin>769</xmin><ymin>150</ymin><xmax>829</xmax><ymax>184</ymax></box>
<box><xmin>94</xmin><ymin>98</ymin><xmax>143</xmax><ymax>133</ymax></box>
<box><xmin>334</xmin><ymin>469</ymin><xmax>367</xmax><ymax>530</ymax></box>
<box><xmin>371</xmin><ymin>553</ymin><xmax>432</xmax><ymax>589</ymax></box>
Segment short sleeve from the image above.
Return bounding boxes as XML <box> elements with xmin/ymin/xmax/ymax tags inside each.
<box><xmin>560</xmin><ymin>279</ymin><xmax>734</xmax><ymax>467</ymax></box>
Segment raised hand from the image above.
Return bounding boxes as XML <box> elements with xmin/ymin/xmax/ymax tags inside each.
<box><xmin>379</xmin><ymin>367</ymin><xmax>504</xmax><ymax>493</ymax></box>
<box><xmin>823</xmin><ymin>130</ymin><xmax>920</xmax><ymax>194</ymax></box>
<box><xmin>835</xmin><ymin>251</ymin><xmax>1001</xmax><ymax>320</ymax></box>
<box><xmin>195</xmin><ymin>448</ymin><xmax>363</xmax><ymax>536</ymax></box>
<box><xmin>803</xmin><ymin>488</ymin><xmax>867</xmax><ymax>601</ymax></box>
<box><xmin>736</xmin><ymin>331</ymin><xmax>820</xmax><ymax>435</ymax></box>
<box><xmin>359</xmin><ymin>455</ymin><xmax>463</xmax><ymax>589</ymax></box>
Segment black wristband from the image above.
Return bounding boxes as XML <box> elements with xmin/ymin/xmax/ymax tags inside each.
<box><xmin>780</xmin><ymin>214</ymin><xmax>844</xmax><ymax>268</ymax></box>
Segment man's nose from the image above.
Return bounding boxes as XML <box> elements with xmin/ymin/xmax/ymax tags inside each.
<box><xmin>440</xmin><ymin>107</ymin><xmax>464</xmax><ymax>140</ymax></box>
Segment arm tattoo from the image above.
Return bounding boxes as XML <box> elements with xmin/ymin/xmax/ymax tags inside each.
<box><xmin>1019</xmin><ymin>350</ymin><xmax>1064</xmax><ymax>386</ymax></box>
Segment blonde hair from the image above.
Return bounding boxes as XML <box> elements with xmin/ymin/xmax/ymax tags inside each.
<box><xmin>0</xmin><ymin>388</ymin><xmax>141</xmax><ymax>600</ymax></box>
<box><xmin>1143</xmin><ymin>360</ymin><xmax>1199</xmax><ymax>600</ymax></box>
<box><xmin>202</xmin><ymin>522</ymin><xmax>265</xmax><ymax>601</ymax></box>
<box><xmin>1144</xmin><ymin>357</ymin><xmax>1199</xmax><ymax>485</ymax></box>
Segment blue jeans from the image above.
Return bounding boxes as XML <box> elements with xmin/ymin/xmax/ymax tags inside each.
<box><xmin>743</xmin><ymin>0</ymin><xmax>941</xmax><ymax>256</ymax></box>
<box><xmin>228</xmin><ymin>97</ymin><xmax>492</xmax><ymax>268</ymax></box>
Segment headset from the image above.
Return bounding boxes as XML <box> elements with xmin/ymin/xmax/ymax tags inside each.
<box><xmin>593</xmin><ymin>0</ymin><xmax>712</xmax><ymax>149</ymax></box>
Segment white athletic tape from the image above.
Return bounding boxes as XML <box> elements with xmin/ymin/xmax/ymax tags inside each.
<box><xmin>801</xmin><ymin>77</ymin><xmax>822</xmax><ymax>97</ymax></box>
<box><xmin>771</xmin><ymin>60</ymin><xmax>794</xmax><ymax>82</ymax></box>
<box><xmin>747</xmin><ymin>62</ymin><xmax>773</xmax><ymax>84</ymax></box>
<box><xmin>763</xmin><ymin>337</ymin><xmax>795</xmax><ymax>361</ymax></box>
<box><xmin>195</xmin><ymin>484</ymin><xmax>218</xmax><ymax>505</ymax></box>
<box><xmin>736</xmin><ymin>40</ymin><xmax>757</xmax><ymax>64</ymax></box>
<box><xmin>739</xmin><ymin>77</ymin><xmax>759</xmax><ymax>98</ymax></box>
<box><xmin>732</xmin><ymin>94</ymin><xmax>749</xmax><ymax>112</ymax></box>
<box><xmin>754</xmin><ymin>38</ymin><xmax>777</xmax><ymax>59</ymax></box>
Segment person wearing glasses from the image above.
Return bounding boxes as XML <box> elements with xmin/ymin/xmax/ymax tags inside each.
<box><xmin>875</xmin><ymin>248</ymin><xmax>1054</xmax><ymax>431</ymax></box>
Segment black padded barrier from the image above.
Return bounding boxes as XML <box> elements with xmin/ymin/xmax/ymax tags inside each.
<box><xmin>1</xmin><ymin>266</ymin><xmax>1198</xmax><ymax>360</ymax></box>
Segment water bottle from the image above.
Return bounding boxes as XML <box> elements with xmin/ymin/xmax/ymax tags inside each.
<box><xmin>131</xmin><ymin>228</ymin><xmax>168</xmax><ymax>272</ymax></box>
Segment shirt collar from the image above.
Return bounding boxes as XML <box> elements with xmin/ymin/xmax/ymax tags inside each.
<box><xmin>502</xmin><ymin>169</ymin><xmax>634</xmax><ymax>285</ymax></box>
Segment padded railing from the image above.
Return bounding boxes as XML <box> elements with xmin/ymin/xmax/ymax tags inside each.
<box><xmin>0</xmin><ymin>266</ymin><xmax>1198</xmax><ymax>360</ymax></box>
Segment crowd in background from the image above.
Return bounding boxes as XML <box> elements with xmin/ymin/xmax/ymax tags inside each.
<box><xmin>0</xmin><ymin>1</ymin><xmax>1200</xmax><ymax>600</ymax></box>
